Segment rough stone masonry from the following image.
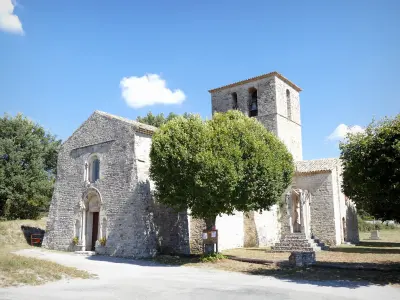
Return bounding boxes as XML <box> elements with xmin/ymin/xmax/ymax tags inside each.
<box><xmin>43</xmin><ymin>71</ymin><xmax>359</xmax><ymax>258</ymax></box>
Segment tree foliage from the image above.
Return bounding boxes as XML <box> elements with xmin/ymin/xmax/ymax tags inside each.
<box><xmin>0</xmin><ymin>113</ymin><xmax>61</xmax><ymax>220</ymax></box>
<box><xmin>340</xmin><ymin>114</ymin><xmax>400</xmax><ymax>222</ymax></box>
<box><xmin>136</xmin><ymin>111</ymin><xmax>192</xmax><ymax>128</ymax></box>
<box><xmin>149</xmin><ymin>110</ymin><xmax>294</xmax><ymax>228</ymax></box>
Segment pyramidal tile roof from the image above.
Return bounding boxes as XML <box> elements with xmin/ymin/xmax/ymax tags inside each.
<box><xmin>295</xmin><ymin>158</ymin><xmax>341</xmax><ymax>174</ymax></box>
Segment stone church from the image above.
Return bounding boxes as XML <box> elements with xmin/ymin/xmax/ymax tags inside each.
<box><xmin>43</xmin><ymin>71</ymin><xmax>359</xmax><ymax>257</ymax></box>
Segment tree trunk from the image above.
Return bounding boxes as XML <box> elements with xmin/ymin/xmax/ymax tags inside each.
<box><xmin>204</xmin><ymin>216</ymin><xmax>217</xmax><ymax>254</ymax></box>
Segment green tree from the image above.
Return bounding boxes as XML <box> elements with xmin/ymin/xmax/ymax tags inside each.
<box><xmin>0</xmin><ymin>113</ymin><xmax>61</xmax><ymax>220</ymax></box>
<box><xmin>340</xmin><ymin>114</ymin><xmax>400</xmax><ymax>222</ymax></box>
<box><xmin>136</xmin><ymin>111</ymin><xmax>191</xmax><ymax>127</ymax></box>
<box><xmin>149</xmin><ymin>110</ymin><xmax>294</xmax><ymax>251</ymax></box>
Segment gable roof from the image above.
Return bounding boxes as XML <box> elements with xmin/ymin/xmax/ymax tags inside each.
<box><xmin>208</xmin><ymin>71</ymin><xmax>302</xmax><ymax>93</ymax></box>
<box><xmin>62</xmin><ymin>110</ymin><xmax>157</xmax><ymax>146</ymax></box>
<box><xmin>95</xmin><ymin>111</ymin><xmax>157</xmax><ymax>135</ymax></box>
<box><xmin>295</xmin><ymin>158</ymin><xmax>340</xmax><ymax>174</ymax></box>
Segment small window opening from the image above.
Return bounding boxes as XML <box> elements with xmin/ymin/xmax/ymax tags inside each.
<box><xmin>232</xmin><ymin>92</ymin><xmax>238</xmax><ymax>110</ymax></box>
<box><xmin>249</xmin><ymin>88</ymin><xmax>258</xmax><ymax>117</ymax></box>
<box><xmin>286</xmin><ymin>89</ymin><xmax>292</xmax><ymax>120</ymax></box>
<box><xmin>89</xmin><ymin>156</ymin><xmax>100</xmax><ymax>183</ymax></box>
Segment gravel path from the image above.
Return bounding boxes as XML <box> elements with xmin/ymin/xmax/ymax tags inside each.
<box><xmin>0</xmin><ymin>248</ymin><xmax>399</xmax><ymax>300</ymax></box>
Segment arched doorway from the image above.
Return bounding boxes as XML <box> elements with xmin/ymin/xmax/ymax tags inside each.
<box><xmin>87</xmin><ymin>193</ymin><xmax>101</xmax><ymax>251</ymax></box>
<box><xmin>79</xmin><ymin>188</ymin><xmax>104</xmax><ymax>251</ymax></box>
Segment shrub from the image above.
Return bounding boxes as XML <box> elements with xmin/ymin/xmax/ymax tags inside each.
<box><xmin>386</xmin><ymin>223</ymin><xmax>396</xmax><ymax>230</ymax></box>
<box><xmin>98</xmin><ymin>237</ymin><xmax>106</xmax><ymax>246</ymax></box>
<box><xmin>357</xmin><ymin>216</ymin><xmax>397</xmax><ymax>231</ymax></box>
<box><xmin>72</xmin><ymin>237</ymin><xmax>79</xmax><ymax>245</ymax></box>
<box><xmin>200</xmin><ymin>253</ymin><xmax>226</xmax><ymax>263</ymax></box>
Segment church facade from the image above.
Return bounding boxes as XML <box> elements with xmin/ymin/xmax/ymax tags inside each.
<box><xmin>42</xmin><ymin>72</ymin><xmax>359</xmax><ymax>257</ymax></box>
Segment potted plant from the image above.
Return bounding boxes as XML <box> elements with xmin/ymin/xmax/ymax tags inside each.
<box><xmin>96</xmin><ymin>237</ymin><xmax>107</xmax><ymax>255</ymax></box>
<box><xmin>99</xmin><ymin>237</ymin><xmax>107</xmax><ymax>246</ymax></box>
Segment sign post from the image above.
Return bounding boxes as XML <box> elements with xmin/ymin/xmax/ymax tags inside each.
<box><xmin>202</xmin><ymin>229</ymin><xmax>218</xmax><ymax>253</ymax></box>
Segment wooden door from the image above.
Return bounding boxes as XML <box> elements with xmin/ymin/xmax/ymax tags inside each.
<box><xmin>91</xmin><ymin>212</ymin><xmax>99</xmax><ymax>251</ymax></box>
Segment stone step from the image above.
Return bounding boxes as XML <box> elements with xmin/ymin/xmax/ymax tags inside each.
<box><xmin>273</xmin><ymin>245</ymin><xmax>321</xmax><ymax>250</ymax></box>
<box><xmin>272</xmin><ymin>246</ymin><xmax>316</xmax><ymax>252</ymax></box>
<box><xmin>282</xmin><ymin>235</ymin><xmax>307</xmax><ymax>240</ymax></box>
<box><xmin>279</xmin><ymin>238</ymin><xmax>314</xmax><ymax>242</ymax></box>
<box><xmin>74</xmin><ymin>251</ymin><xmax>96</xmax><ymax>256</ymax></box>
<box><xmin>276</xmin><ymin>242</ymin><xmax>316</xmax><ymax>248</ymax></box>
<box><xmin>278</xmin><ymin>238</ymin><xmax>317</xmax><ymax>243</ymax></box>
<box><xmin>274</xmin><ymin>243</ymin><xmax>319</xmax><ymax>249</ymax></box>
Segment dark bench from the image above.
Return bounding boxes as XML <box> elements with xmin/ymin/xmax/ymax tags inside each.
<box><xmin>30</xmin><ymin>234</ymin><xmax>43</xmax><ymax>246</ymax></box>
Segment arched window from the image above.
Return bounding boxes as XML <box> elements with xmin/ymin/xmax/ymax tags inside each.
<box><xmin>232</xmin><ymin>92</ymin><xmax>238</xmax><ymax>109</ymax></box>
<box><xmin>249</xmin><ymin>88</ymin><xmax>258</xmax><ymax>117</ymax></box>
<box><xmin>286</xmin><ymin>89</ymin><xmax>292</xmax><ymax>120</ymax></box>
<box><xmin>88</xmin><ymin>155</ymin><xmax>100</xmax><ymax>183</ymax></box>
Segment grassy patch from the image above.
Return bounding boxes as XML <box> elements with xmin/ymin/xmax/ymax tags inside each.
<box><xmin>200</xmin><ymin>253</ymin><xmax>226</xmax><ymax>263</ymax></box>
<box><xmin>0</xmin><ymin>252</ymin><xmax>91</xmax><ymax>287</ymax></box>
<box><xmin>152</xmin><ymin>255</ymin><xmax>201</xmax><ymax>266</ymax></box>
<box><xmin>0</xmin><ymin>218</ymin><xmax>93</xmax><ymax>287</ymax></box>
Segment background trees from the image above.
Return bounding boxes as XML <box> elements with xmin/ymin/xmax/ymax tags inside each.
<box><xmin>0</xmin><ymin>113</ymin><xmax>61</xmax><ymax>220</ymax></box>
<box><xmin>136</xmin><ymin>111</ymin><xmax>192</xmax><ymax>128</ymax></box>
<box><xmin>149</xmin><ymin>110</ymin><xmax>294</xmax><ymax>251</ymax></box>
<box><xmin>340</xmin><ymin>114</ymin><xmax>400</xmax><ymax>222</ymax></box>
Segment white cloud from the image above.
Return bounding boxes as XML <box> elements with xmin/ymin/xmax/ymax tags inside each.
<box><xmin>0</xmin><ymin>0</ymin><xmax>24</xmax><ymax>35</ymax></box>
<box><xmin>327</xmin><ymin>124</ymin><xmax>365</xmax><ymax>141</ymax></box>
<box><xmin>120</xmin><ymin>74</ymin><xmax>186</xmax><ymax>108</ymax></box>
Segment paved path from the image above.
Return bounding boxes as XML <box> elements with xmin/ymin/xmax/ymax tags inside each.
<box><xmin>1</xmin><ymin>249</ymin><xmax>399</xmax><ymax>300</ymax></box>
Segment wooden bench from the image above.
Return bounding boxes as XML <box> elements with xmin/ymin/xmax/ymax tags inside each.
<box><xmin>31</xmin><ymin>234</ymin><xmax>43</xmax><ymax>246</ymax></box>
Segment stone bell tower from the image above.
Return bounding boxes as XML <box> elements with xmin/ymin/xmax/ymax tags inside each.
<box><xmin>209</xmin><ymin>71</ymin><xmax>303</xmax><ymax>161</ymax></box>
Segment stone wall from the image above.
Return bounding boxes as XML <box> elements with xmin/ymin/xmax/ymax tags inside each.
<box><xmin>134</xmin><ymin>132</ymin><xmax>191</xmax><ymax>255</ymax></box>
<box><xmin>345</xmin><ymin>200</ymin><xmax>360</xmax><ymax>243</ymax></box>
<box><xmin>249</xmin><ymin>206</ymin><xmax>281</xmax><ymax>247</ymax></box>
<box><xmin>275</xmin><ymin>76</ymin><xmax>302</xmax><ymax>161</ymax></box>
<box><xmin>152</xmin><ymin>202</ymin><xmax>190</xmax><ymax>255</ymax></box>
<box><xmin>216</xmin><ymin>212</ymin><xmax>244</xmax><ymax>251</ymax></box>
<box><xmin>211</xmin><ymin>77</ymin><xmax>277</xmax><ymax>134</ymax></box>
<box><xmin>243</xmin><ymin>212</ymin><xmax>258</xmax><ymax>247</ymax></box>
<box><xmin>43</xmin><ymin>111</ymin><xmax>190</xmax><ymax>258</ymax></box>
<box><xmin>331</xmin><ymin>167</ymin><xmax>343</xmax><ymax>245</ymax></box>
<box><xmin>43</xmin><ymin>112</ymin><xmax>140</xmax><ymax>254</ymax></box>
<box><xmin>276</xmin><ymin>116</ymin><xmax>303</xmax><ymax>161</ymax></box>
<box><xmin>210</xmin><ymin>74</ymin><xmax>303</xmax><ymax>161</ymax></box>
<box><xmin>188</xmin><ymin>212</ymin><xmax>246</xmax><ymax>253</ymax></box>
<box><xmin>188</xmin><ymin>216</ymin><xmax>205</xmax><ymax>254</ymax></box>
<box><xmin>294</xmin><ymin>172</ymin><xmax>338</xmax><ymax>245</ymax></box>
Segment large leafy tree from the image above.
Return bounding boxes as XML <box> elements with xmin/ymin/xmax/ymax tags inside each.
<box><xmin>0</xmin><ymin>113</ymin><xmax>61</xmax><ymax>220</ymax></box>
<box><xmin>340</xmin><ymin>114</ymin><xmax>400</xmax><ymax>222</ymax></box>
<box><xmin>136</xmin><ymin>111</ymin><xmax>192</xmax><ymax>128</ymax></box>
<box><xmin>150</xmin><ymin>110</ymin><xmax>294</xmax><ymax>244</ymax></box>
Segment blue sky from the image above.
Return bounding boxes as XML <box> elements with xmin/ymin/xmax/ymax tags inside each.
<box><xmin>1</xmin><ymin>0</ymin><xmax>399</xmax><ymax>160</ymax></box>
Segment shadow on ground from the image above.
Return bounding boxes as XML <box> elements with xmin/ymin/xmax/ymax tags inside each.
<box><xmin>86</xmin><ymin>253</ymin><xmax>400</xmax><ymax>288</ymax></box>
<box><xmin>20</xmin><ymin>225</ymin><xmax>45</xmax><ymax>247</ymax></box>
<box><xmin>85</xmin><ymin>253</ymin><xmax>201</xmax><ymax>267</ymax></box>
<box><xmin>329</xmin><ymin>247</ymin><xmax>400</xmax><ymax>254</ymax></box>
<box><xmin>358</xmin><ymin>241</ymin><xmax>400</xmax><ymax>248</ymax></box>
<box><xmin>245</xmin><ymin>260</ymin><xmax>400</xmax><ymax>288</ymax></box>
